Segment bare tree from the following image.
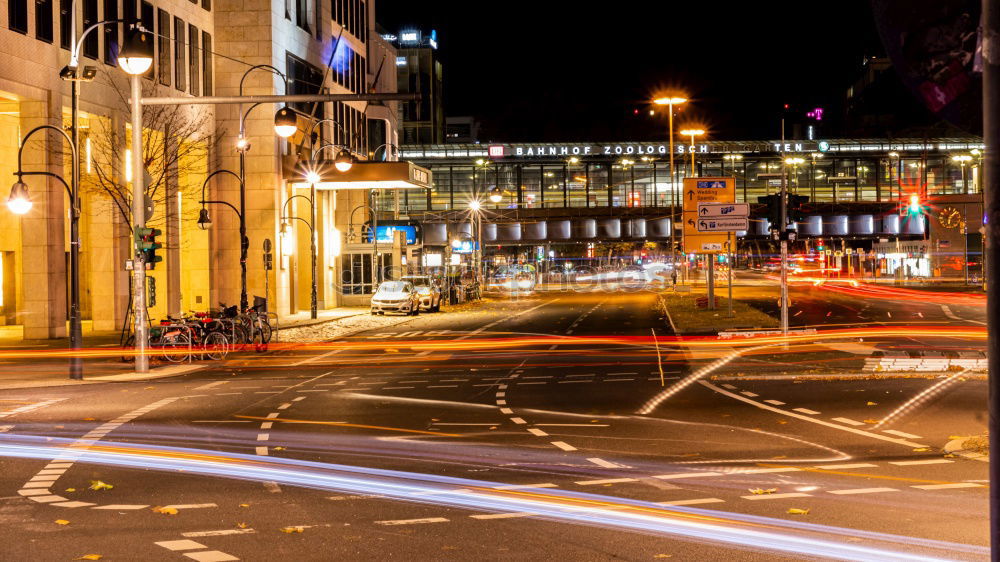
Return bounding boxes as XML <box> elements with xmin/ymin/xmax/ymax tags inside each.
<box><xmin>82</xmin><ymin>73</ymin><xmax>220</xmax><ymax>233</ymax></box>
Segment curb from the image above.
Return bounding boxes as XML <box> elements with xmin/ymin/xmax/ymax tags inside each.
<box><xmin>709</xmin><ymin>373</ymin><xmax>989</xmax><ymax>381</ymax></box>
<box><xmin>0</xmin><ymin>364</ymin><xmax>206</xmax><ymax>390</ymax></box>
<box><xmin>944</xmin><ymin>437</ymin><xmax>989</xmax><ymax>463</ymax></box>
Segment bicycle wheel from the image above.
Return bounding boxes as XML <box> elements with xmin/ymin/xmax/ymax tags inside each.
<box><xmin>259</xmin><ymin>318</ymin><xmax>273</xmax><ymax>344</ymax></box>
<box><xmin>159</xmin><ymin>330</ymin><xmax>192</xmax><ymax>363</ymax></box>
<box><xmin>231</xmin><ymin>324</ymin><xmax>249</xmax><ymax>351</ymax></box>
<box><xmin>202</xmin><ymin>331</ymin><xmax>229</xmax><ymax>361</ymax></box>
<box><xmin>251</xmin><ymin>323</ymin><xmax>265</xmax><ymax>352</ymax></box>
<box><xmin>120</xmin><ymin>335</ymin><xmax>135</xmax><ymax>363</ymax></box>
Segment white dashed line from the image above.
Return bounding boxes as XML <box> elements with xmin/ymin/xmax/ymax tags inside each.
<box><xmin>527</xmin><ymin>428</ymin><xmax>548</xmax><ymax>437</ymax></box>
<box><xmin>255</xmin><ymin>447</ymin><xmax>268</xmax><ymax>455</ymax></box>
<box><xmin>816</xmin><ymin>463</ymin><xmax>878</xmax><ymax>470</ymax></box>
<box><xmin>575</xmin><ymin>478</ymin><xmax>637</xmax><ymax>486</ymax></box>
<box><xmin>792</xmin><ymin>408</ymin><xmax>821</xmax><ymax>415</ymax></box>
<box><xmin>499</xmin><ymin>408</ymin><xmax>514</xmax><ymax>414</ymax></box>
<box><xmin>831</xmin><ymin>417</ymin><xmax>867</xmax><ymax>426</ymax></box>
<box><xmin>883</xmin><ymin>429</ymin><xmax>923</xmax><ymax>439</ymax></box>
<box><xmin>156</xmin><ymin>540</ymin><xmax>208</xmax><ymax>551</ymax></box>
<box><xmin>276</xmin><ymin>403</ymin><xmax>292</xmax><ymax>410</ymax></box>
<box><xmin>586</xmin><ymin>457</ymin><xmax>622</xmax><ymax>469</ymax></box>
<box><xmin>889</xmin><ymin>459</ymin><xmax>954</xmax><ymax>466</ymax></box>
<box><xmin>182</xmin><ymin>529</ymin><xmax>256</xmax><ymax>537</ymax></box>
<box><xmin>653</xmin><ymin>472</ymin><xmax>721</xmax><ymax>480</ymax></box>
<box><xmin>550</xmin><ymin>441</ymin><xmax>577</xmax><ymax>451</ymax></box>
<box><xmin>763</xmin><ymin>399</ymin><xmax>785</xmax><ymax>406</ymax></box>
<box><xmin>492</xmin><ymin>483</ymin><xmax>558</xmax><ymax>490</ymax></box>
<box><xmin>469</xmin><ymin>512</ymin><xmax>534</xmax><ymax>520</ymax></box>
<box><xmin>740</xmin><ymin>391</ymin><xmax>759</xmax><ymax>397</ymax></box>
<box><xmin>509</xmin><ymin>417</ymin><xmax>527</xmax><ymax>425</ymax></box>
<box><xmin>657</xmin><ymin>498</ymin><xmax>725</xmax><ymax>506</ymax></box>
<box><xmin>721</xmin><ymin>384</ymin><xmax>738</xmax><ymax>390</ymax></box>
<box><xmin>828</xmin><ymin>487</ymin><xmax>899</xmax><ymax>495</ymax></box>
<box><xmin>376</xmin><ymin>517</ymin><xmax>450</xmax><ymax>526</ymax></box>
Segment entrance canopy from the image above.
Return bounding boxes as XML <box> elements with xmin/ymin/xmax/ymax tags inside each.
<box><xmin>287</xmin><ymin>161</ymin><xmax>432</xmax><ymax>190</ymax></box>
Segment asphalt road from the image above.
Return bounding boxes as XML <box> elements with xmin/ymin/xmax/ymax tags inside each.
<box><xmin>0</xmin><ymin>286</ymin><xmax>989</xmax><ymax>561</ymax></box>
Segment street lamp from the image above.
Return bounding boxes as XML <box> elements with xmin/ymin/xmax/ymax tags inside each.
<box><xmin>489</xmin><ymin>187</ymin><xmax>503</xmax><ymax>204</ymax></box>
<box><xmin>334</xmin><ymin>149</ymin><xmax>354</xmax><ymax>173</ymax></box>
<box><xmin>653</xmin><ymin>95</ymin><xmax>687</xmax><ymax>277</ymax></box>
<box><xmin>8</xmin><ymin>125</ymin><xmax>81</xmax><ymax>378</ymax></box>
<box><xmin>273</xmin><ymin>107</ymin><xmax>298</xmax><ymax>138</ymax></box>
<box><xmin>197</xmin><ymin>170</ymin><xmax>248</xmax><ymax>311</ymax></box>
<box><xmin>723</xmin><ymin>153</ymin><xmax>743</xmax><ymax>176</ymax></box>
<box><xmin>120</xmin><ymin>23</ymin><xmax>155</xmax><ymax>373</ymax></box>
<box><xmin>679</xmin><ymin>128</ymin><xmax>706</xmax><ymax>175</ymax></box>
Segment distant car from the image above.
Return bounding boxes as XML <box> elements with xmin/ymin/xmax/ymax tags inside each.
<box><xmin>401</xmin><ymin>275</ymin><xmax>442</xmax><ymax>312</ymax></box>
<box><xmin>370</xmin><ymin>281</ymin><xmax>421</xmax><ymax>315</ymax></box>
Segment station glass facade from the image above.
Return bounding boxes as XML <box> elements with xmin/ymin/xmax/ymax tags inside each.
<box><xmin>394</xmin><ymin>139</ymin><xmax>984</xmax><ymax>213</ymax></box>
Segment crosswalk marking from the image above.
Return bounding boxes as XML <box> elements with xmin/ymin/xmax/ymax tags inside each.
<box><xmin>828</xmin><ymin>487</ymin><xmax>898</xmax><ymax>495</ymax></box>
<box><xmin>889</xmin><ymin>459</ymin><xmax>954</xmax><ymax>466</ymax></box>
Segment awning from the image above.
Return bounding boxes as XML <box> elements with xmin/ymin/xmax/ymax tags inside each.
<box><xmin>286</xmin><ymin>161</ymin><xmax>432</xmax><ymax>190</ymax></box>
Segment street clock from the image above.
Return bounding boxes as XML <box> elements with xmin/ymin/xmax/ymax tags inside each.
<box><xmin>938</xmin><ymin>207</ymin><xmax>963</xmax><ymax>229</ymax></box>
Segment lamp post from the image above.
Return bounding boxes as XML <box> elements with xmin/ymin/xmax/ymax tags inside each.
<box><xmin>679</xmin><ymin>129</ymin><xmax>706</xmax><ymax>175</ymax></box>
<box><xmin>197</xmin><ymin>169</ymin><xmax>245</xmax><ymax>295</ymax></box>
<box><xmin>119</xmin><ymin>25</ymin><xmax>154</xmax><ymax>372</ymax></box>
<box><xmin>348</xmin><ymin>203</ymin><xmax>379</xmax><ymax>293</ymax></box>
<box><xmin>468</xmin><ymin>199</ymin><xmax>484</xmax><ymax>281</ymax></box>
<box><xmin>653</xmin><ymin>96</ymin><xmax>687</xmax><ymax>278</ymax></box>
<box><xmin>279</xmin><ymin>194</ymin><xmax>316</xmax><ymax>317</ymax></box>
<box><xmin>7</xmin><ymin>126</ymin><xmax>81</xmax><ymax>378</ymax></box>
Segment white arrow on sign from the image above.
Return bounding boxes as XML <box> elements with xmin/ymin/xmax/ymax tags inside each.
<box><xmin>697</xmin><ymin>203</ymin><xmax>749</xmax><ymax>218</ymax></box>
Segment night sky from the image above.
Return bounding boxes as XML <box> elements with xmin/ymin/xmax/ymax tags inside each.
<box><xmin>377</xmin><ymin>0</ymin><xmax>885</xmax><ymax>143</ymax></box>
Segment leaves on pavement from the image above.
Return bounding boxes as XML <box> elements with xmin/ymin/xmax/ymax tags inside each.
<box><xmin>280</xmin><ymin>526</ymin><xmax>305</xmax><ymax>533</ymax></box>
<box><xmin>151</xmin><ymin>506</ymin><xmax>179</xmax><ymax>515</ymax></box>
<box><xmin>787</xmin><ymin>508</ymin><xmax>810</xmax><ymax>515</ymax></box>
<box><xmin>912</xmin><ymin>447</ymin><xmax>932</xmax><ymax>452</ymax></box>
<box><xmin>237</xmin><ymin>522</ymin><xmax>249</xmax><ymax>529</ymax></box>
<box><xmin>55</xmin><ymin>519</ymin><xmax>70</xmax><ymax>525</ymax></box>
<box><xmin>239</xmin><ymin>503</ymin><xmax>250</xmax><ymax>508</ymax></box>
<box><xmin>88</xmin><ymin>480</ymin><xmax>113</xmax><ymax>491</ymax></box>
<box><xmin>748</xmin><ymin>488</ymin><xmax>777</xmax><ymax>495</ymax></box>
<box><xmin>866</xmin><ymin>401</ymin><xmax>878</xmax><ymax>406</ymax></box>
<box><xmin>75</xmin><ymin>556</ymin><xmax>102</xmax><ymax>560</ymax></box>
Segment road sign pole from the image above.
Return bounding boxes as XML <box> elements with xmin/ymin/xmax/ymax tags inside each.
<box><xmin>981</xmin><ymin>0</ymin><xmax>999</xmax><ymax>552</ymax></box>
<box><xmin>779</xmin><ymin>118</ymin><xmax>789</xmax><ymax>336</ymax></box>
<box><xmin>727</xmin><ymin>236</ymin><xmax>734</xmax><ymax>318</ymax></box>
<box><xmin>707</xmin><ymin>254</ymin><xmax>715</xmax><ymax>310</ymax></box>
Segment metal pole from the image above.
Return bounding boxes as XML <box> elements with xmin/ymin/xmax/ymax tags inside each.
<box><xmin>68</xmin><ymin>79</ymin><xmax>82</xmax><ymax>379</ymax></box>
<box><xmin>372</xmin><ymin>191</ymin><xmax>379</xmax><ymax>284</ymax></box>
<box><xmin>130</xmin><ymin>74</ymin><xmax>148</xmax><ymax>373</ymax></box>
<box><xmin>668</xmin><ymin>104</ymin><xmax>676</xmax><ymax>281</ymax></box>
<box><xmin>238</xmin><ymin>150</ymin><xmax>248</xmax><ymax>312</ymax></box>
<box><xmin>981</xmin><ymin>0</ymin><xmax>1000</xmax><ymax>554</ymax></box>
<box><xmin>728</xmin><ymin>235</ymin><xmax>734</xmax><ymax>318</ymax></box>
<box><xmin>310</xmin><ymin>183</ymin><xmax>317</xmax><ymax>319</ymax></box>
<box><xmin>141</xmin><ymin>92</ymin><xmax>421</xmax><ymax>106</ymax></box>
<box><xmin>779</xmin><ymin>117</ymin><xmax>789</xmax><ymax>336</ymax></box>
<box><xmin>707</xmin><ymin>254</ymin><xmax>715</xmax><ymax>310</ymax></box>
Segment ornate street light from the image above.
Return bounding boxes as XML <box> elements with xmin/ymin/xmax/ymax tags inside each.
<box><xmin>7</xmin><ymin>180</ymin><xmax>31</xmax><ymax>215</ymax></box>
<box><xmin>118</xmin><ymin>27</ymin><xmax>154</xmax><ymax>75</ymax></box>
<box><xmin>273</xmin><ymin>107</ymin><xmax>298</xmax><ymax>138</ymax></box>
<box><xmin>334</xmin><ymin>149</ymin><xmax>354</xmax><ymax>173</ymax></box>
<box><xmin>489</xmin><ymin>187</ymin><xmax>503</xmax><ymax>204</ymax></box>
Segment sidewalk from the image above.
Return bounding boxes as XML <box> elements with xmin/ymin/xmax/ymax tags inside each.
<box><xmin>0</xmin><ymin>306</ymin><xmax>370</xmax><ymax>390</ymax></box>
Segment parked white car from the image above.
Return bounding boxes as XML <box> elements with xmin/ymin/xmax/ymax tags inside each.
<box><xmin>401</xmin><ymin>275</ymin><xmax>442</xmax><ymax>312</ymax></box>
<box><xmin>370</xmin><ymin>281</ymin><xmax>421</xmax><ymax>315</ymax></box>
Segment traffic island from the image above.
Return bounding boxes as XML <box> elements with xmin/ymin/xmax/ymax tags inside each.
<box><xmin>656</xmin><ymin>289</ymin><xmax>778</xmax><ymax>335</ymax></box>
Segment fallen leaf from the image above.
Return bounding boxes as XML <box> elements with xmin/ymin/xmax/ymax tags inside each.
<box><xmin>65</xmin><ymin>488</ymin><xmax>76</xmax><ymax>493</ymax></box>
<box><xmin>654</xmin><ymin>555</ymin><xmax>673</xmax><ymax>559</ymax></box>
<box><xmin>239</xmin><ymin>503</ymin><xmax>250</xmax><ymax>508</ymax></box>
<box><xmin>771</xmin><ymin>455</ymin><xmax>787</xmax><ymax>460</ymax></box>
<box><xmin>280</xmin><ymin>526</ymin><xmax>305</xmax><ymax>533</ymax></box>
<box><xmin>912</xmin><ymin>447</ymin><xmax>932</xmax><ymax>452</ymax></box>
<box><xmin>866</xmin><ymin>401</ymin><xmax>877</xmax><ymax>406</ymax></box>
<box><xmin>82</xmin><ymin>418</ymin><xmax>95</xmax><ymax>421</ymax></box>
<box><xmin>748</xmin><ymin>488</ymin><xmax>777</xmax><ymax>495</ymax></box>
<box><xmin>943</xmin><ymin>453</ymin><xmax>957</xmax><ymax>458</ymax></box>
<box><xmin>55</xmin><ymin>519</ymin><xmax>70</xmax><ymax>525</ymax></box>
<box><xmin>237</xmin><ymin>522</ymin><xmax>249</xmax><ymax>529</ymax></box>
<box><xmin>75</xmin><ymin>556</ymin><xmax>102</xmax><ymax>561</ymax></box>
<box><xmin>273</xmin><ymin>446</ymin><xmax>286</xmax><ymax>451</ymax></box>
<box><xmin>787</xmin><ymin>508</ymin><xmax>810</xmax><ymax>515</ymax></box>
<box><xmin>863</xmin><ymin>419</ymin><xmax>879</xmax><ymax>424</ymax></box>
<box><xmin>777</xmin><ymin>420</ymin><xmax>788</xmax><ymax>424</ymax></box>
<box><xmin>88</xmin><ymin>480</ymin><xmax>113</xmax><ymax>491</ymax></box>
<box><xmin>151</xmin><ymin>506</ymin><xmax>178</xmax><ymax>515</ymax></box>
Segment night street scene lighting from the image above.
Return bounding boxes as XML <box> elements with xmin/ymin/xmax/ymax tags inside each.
<box><xmin>0</xmin><ymin>2</ymin><xmax>995</xmax><ymax>561</ymax></box>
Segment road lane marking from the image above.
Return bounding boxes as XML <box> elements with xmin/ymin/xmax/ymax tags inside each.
<box><xmin>527</xmin><ymin>428</ymin><xmax>548</xmax><ymax>437</ymax></box>
<box><xmin>260</xmin><ymin>422</ymin><xmax>273</xmax><ymax>429</ymax></box>
<box><xmin>741</xmin><ymin>492</ymin><xmax>812</xmax><ymax>500</ymax></box>
<box><xmin>792</xmin><ymin>408</ymin><xmax>821</xmax><ymax>415</ymax></box>
<box><xmin>586</xmin><ymin>457</ymin><xmax>623</xmax><ymax>468</ymax></box>
<box><xmin>721</xmin><ymin>384</ymin><xmax>737</xmax><ymax>390</ymax></box>
<box><xmin>181</xmin><ymin>551</ymin><xmax>239</xmax><ymax>562</ymax></box>
<box><xmin>889</xmin><ymin>459</ymin><xmax>954</xmax><ymax>466</ymax></box>
<box><xmin>558</xmin><ymin>380</ymin><xmax>590</xmax><ymax>384</ymax></box>
<box><xmin>542</xmin><ymin>424</ymin><xmax>610</xmax><ymax>427</ymax></box>
<box><xmin>182</xmin><ymin>529</ymin><xmax>256</xmax><ymax>537</ymax></box>
<box><xmin>255</xmin><ymin>447</ymin><xmax>268</xmax><ymax>455</ymax></box>
<box><xmin>575</xmin><ymin>478</ymin><xmax>637</xmax><ymax>486</ymax></box>
<box><xmin>499</xmin><ymin>408</ymin><xmax>514</xmax><ymax>414</ymax></box>
<box><xmin>816</xmin><ymin>463</ymin><xmax>878</xmax><ymax>470</ymax></box>
<box><xmin>911</xmin><ymin>483</ymin><xmax>983</xmax><ymax>490</ymax></box>
<box><xmin>163</xmin><ymin>503</ymin><xmax>218</xmax><ymax>510</ymax></box>
<box><xmin>740</xmin><ymin>391</ymin><xmax>759</xmax><ymax>397</ymax></box>
<box><xmin>93</xmin><ymin>504</ymin><xmax>149</xmax><ymax>510</ymax></box>
<box><xmin>263</xmin><ymin>482</ymin><xmax>281</xmax><ymax>493</ymax></box>
<box><xmin>234</xmin><ymin>415</ymin><xmax>462</xmax><ymax>437</ymax></box>
<box><xmin>470</xmin><ymin>512</ymin><xmax>534</xmax><ymax>520</ymax></box>
<box><xmin>657</xmin><ymin>498</ymin><xmax>725</xmax><ymax>506</ymax></box>
<box><xmin>763</xmin><ymin>400</ymin><xmax>785</xmax><ymax>406</ymax></box>
<box><xmin>828</xmin><ymin>487</ymin><xmax>899</xmax><ymax>495</ymax></box>
<box><xmin>550</xmin><ymin>441</ymin><xmax>577</xmax><ymax>451</ymax></box>
<box><xmin>431</xmin><ymin>423</ymin><xmax>496</xmax><ymax>426</ymax></box>
<box><xmin>883</xmin><ymin>430</ymin><xmax>922</xmax><ymax>439</ymax></box>
<box><xmin>831</xmin><ymin>417</ymin><xmax>866</xmax><ymax>426</ymax></box>
<box><xmin>194</xmin><ymin>381</ymin><xmax>229</xmax><ymax>390</ymax></box>
<box><xmin>276</xmin><ymin>403</ymin><xmax>292</xmax><ymax>410</ymax></box>
<box><xmin>653</xmin><ymin>472</ymin><xmax>722</xmax><ymax>480</ymax></box>
<box><xmin>730</xmin><ymin>467</ymin><xmax>801</xmax><ymax>475</ymax></box>
<box><xmin>492</xmin><ymin>483</ymin><xmax>558</xmax><ymax>490</ymax></box>
<box><xmin>699</xmin><ymin>381</ymin><xmax>930</xmax><ymax>449</ymax></box>
<box><xmin>291</xmin><ymin>347</ymin><xmax>344</xmax><ymax>367</ymax></box>
<box><xmin>256</xmin><ymin>434</ymin><xmax>269</xmax><ymax>441</ymax></box>
<box><xmin>376</xmin><ymin>517</ymin><xmax>450</xmax><ymax>525</ymax></box>
<box><xmin>510</xmin><ymin>417</ymin><xmax>527</xmax><ymax>425</ymax></box>
<box><xmin>156</xmin><ymin>540</ymin><xmax>207</xmax><ymax>551</ymax></box>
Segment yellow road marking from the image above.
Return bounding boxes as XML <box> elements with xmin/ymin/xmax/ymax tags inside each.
<box><xmin>234</xmin><ymin>415</ymin><xmax>462</xmax><ymax>437</ymax></box>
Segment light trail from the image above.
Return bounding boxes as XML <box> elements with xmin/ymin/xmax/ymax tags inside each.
<box><xmin>813</xmin><ymin>281</ymin><xmax>986</xmax><ymax>307</ymax></box>
<box><xmin>0</xmin><ymin>434</ymin><xmax>983</xmax><ymax>561</ymax></box>
<box><xmin>873</xmin><ymin>369</ymin><xmax>973</xmax><ymax>430</ymax></box>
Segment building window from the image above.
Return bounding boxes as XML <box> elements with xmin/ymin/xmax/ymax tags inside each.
<box><xmin>59</xmin><ymin>0</ymin><xmax>70</xmax><ymax>48</ymax></box>
<box><xmin>340</xmin><ymin>253</ymin><xmax>373</xmax><ymax>295</ymax></box>
<box><xmin>202</xmin><ymin>0</ymin><xmax>211</xmax><ymax>11</ymax></box>
<box><xmin>8</xmin><ymin>0</ymin><xmax>28</xmax><ymax>34</ymax></box>
<box><xmin>201</xmin><ymin>31</ymin><xmax>212</xmax><ymax>96</ymax></box>
<box><xmin>188</xmin><ymin>24</ymin><xmax>199</xmax><ymax>96</ymax></box>
<box><xmin>82</xmin><ymin>0</ymin><xmax>98</xmax><ymax>58</ymax></box>
<box><xmin>286</xmin><ymin>52</ymin><xmax>323</xmax><ymax>119</ymax></box>
<box><xmin>157</xmin><ymin>9</ymin><xmax>170</xmax><ymax>86</ymax></box>
<box><xmin>36</xmin><ymin>0</ymin><xmax>54</xmax><ymax>42</ymax></box>
<box><xmin>174</xmin><ymin>17</ymin><xmax>186</xmax><ymax>92</ymax></box>
<box><xmin>141</xmin><ymin>2</ymin><xmax>153</xmax><ymax>77</ymax></box>
<box><xmin>295</xmin><ymin>0</ymin><xmax>310</xmax><ymax>32</ymax></box>
<box><xmin>103</xmin><ymin>0</ymin><xmax>118</xmax><ymax>64</ymax></box>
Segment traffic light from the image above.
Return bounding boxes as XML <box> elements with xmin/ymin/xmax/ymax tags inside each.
<box><xmin>907</xmin><ymin>194</ymin><xmax>922</xmax><ymax>214</ymax></box>
<box><xmin>757</xmin><ymin>194</ymin><xmax>782</xmax><ymax>230</ymax></box>
<box><xmin>788</xmin><ymin>194</ymin><xmax>809</xmax><ymax>223</ymax></box>
<box><xmin>136</xmin><ymin>227</ymin><xmax>163</xmax><ymax>270</ymax></box>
